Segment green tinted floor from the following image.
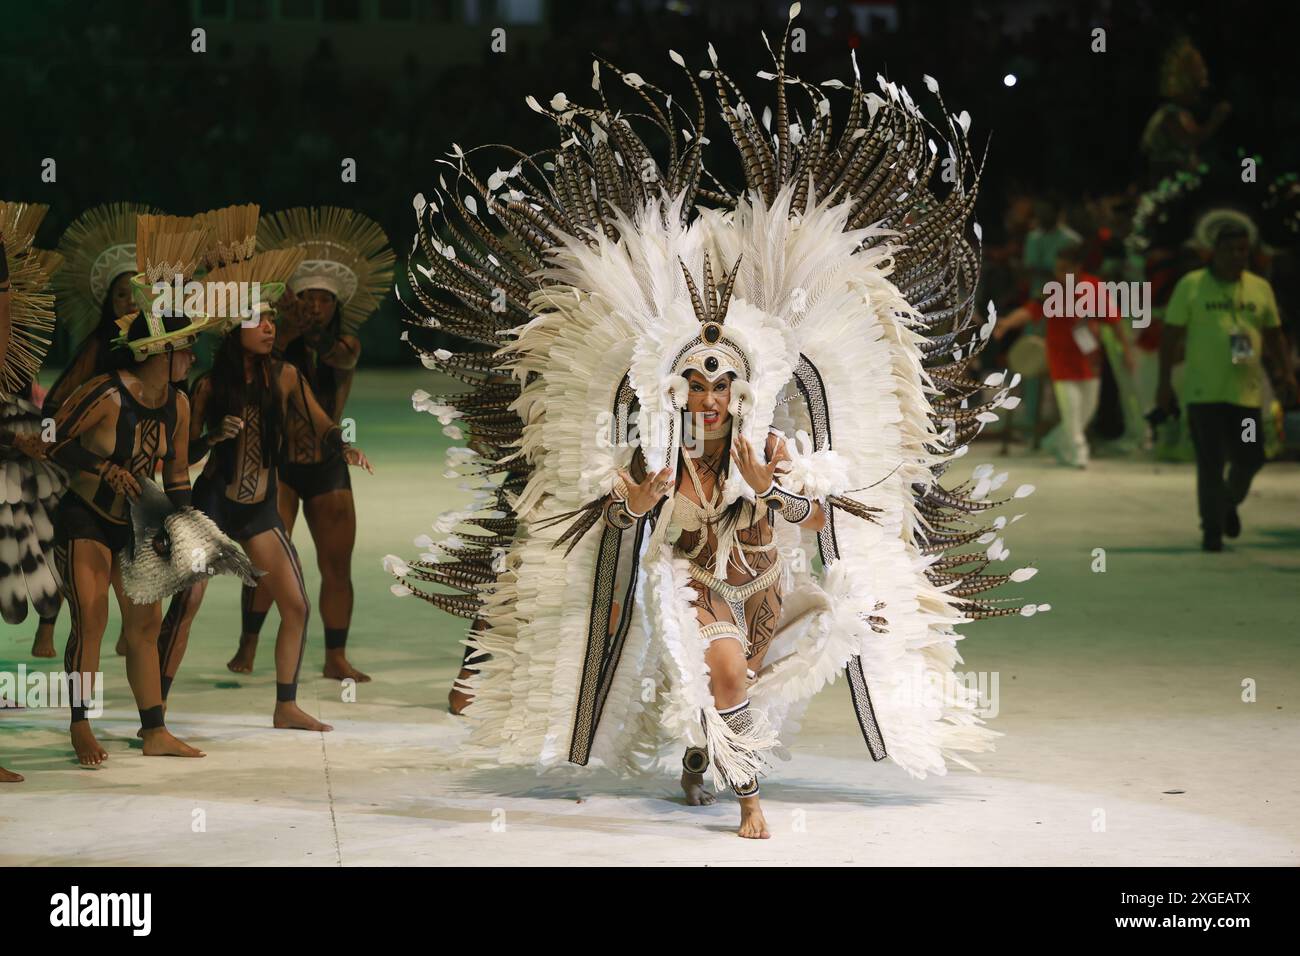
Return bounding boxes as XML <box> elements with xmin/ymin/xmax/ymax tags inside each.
<box><xmin>1</xmin><ymin>370</ymin><xmax>1296</xmax><ymax>865</ymax></box>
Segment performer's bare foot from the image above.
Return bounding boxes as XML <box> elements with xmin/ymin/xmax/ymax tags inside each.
<box><xmin>70</xmin><ymin>722</ymin><xmax>108</xmax><ymax>767</ymax></box>
<box><xmin>31</xmin><ymin>623</ymin><xmax>56</xmax><ymax>658</ymax></box>
<box><xmin>323</xmin><ymin>649</ymin><xmax>370</xmax><ymax>683</ymax></box>
<box><xmin>447</xmin><ymin>666</ymin><xmax>478</xmax><ymax>715</ymax></box>
<box><xmin>226</xmin><ymin>634</ymin><xmax>258</xmax><ymax>673</ymax></box>
<box><xmin>0</xmin><ymin>765</ymin><xmax>23</xmax><ymax>783</ymax></box>
<box><xmin>273</xmin><ymin>701</ymin><xmax>333</xmax><ymax>732</ymax></box>
<box><xmin>681</xmin><ymin>771</ymin><xmax>716</xmax><ymax>806</ymax></box>
<box><xmin>737</xmin><ymin>795</ymin><xmax>770</xmax><ymax>839</ymax></box>
<box><xmin>140</xmin><ymin>727</ymin><xmax>205</xmax><ymax>758</ymax></box>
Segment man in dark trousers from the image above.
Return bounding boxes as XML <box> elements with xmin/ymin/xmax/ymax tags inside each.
<box><xmin>1158</xmin><ymin>214</ymin><xmax>1297</xmax><ymax>551</ymax></box>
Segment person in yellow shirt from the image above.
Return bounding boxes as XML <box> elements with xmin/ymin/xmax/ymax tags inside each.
<box><xmin>1157</xmin><ymin>214</ymin><xmax>1297</xmax><ymax>550</ymax></box>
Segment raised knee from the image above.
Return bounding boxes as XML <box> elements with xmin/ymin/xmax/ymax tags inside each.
<box><xmin>714</xmin><ymin>670</ymin><xmax>746</xmax><ymax>697</ymax></box>
<box><xmin>80</xmin><ymin>605</ymin><xmax>111</xmax><ymax>635</ymax></box>
<box><xmin>319</xmin><ymin>561</ymin><xmax>351</xmax><ymax>585</ymax></box>
<box><xmin>708</xmin><ymin>654</ymin><xmax>749</xmax><ymax>700</ymax></box>
<box><xmin>180</xmin><ymin>592</ymin><xmax>207</xmax><ymax>625</ymax></box>
<box><xmin>280</xmin><ymin>595</ymin><xmax>309</xmax><ymax>626</ymax></box>
<box><xmin>82</xmin><ymin>604</ymin><xmax>110</xmax><ymax>627</ymax></box>
<box><xmin>127</xmin><ymin>608</ymin><xmax>163</xmax><ymax>641</ymax></box>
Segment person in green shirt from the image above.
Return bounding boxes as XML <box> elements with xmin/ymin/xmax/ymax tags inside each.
<box><xmin>1157</xmin><ymin>216</ymin><xmax>1297</xmax><ymax>550</ymax></box>
<box><xmin>1023</xmin><ymin>197</ymin><xmax>1083</xmax><ymax>296</ymax></box>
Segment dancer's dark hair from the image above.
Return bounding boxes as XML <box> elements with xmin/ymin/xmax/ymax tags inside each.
<box><xmin>201</xmin><ymin>327</ymin><xmax>284</xmax><ymax>481</ymax></box>
<box><xmin>43</xmin><ymin>272</ymin><xmax>132</xmax><ymax>413</ymax></box>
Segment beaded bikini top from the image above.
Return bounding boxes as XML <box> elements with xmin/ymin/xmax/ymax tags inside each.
<box><xmin>668</xmin><ymin>424</ymin><xmax>772</xmax><ymax>570</ymax></box>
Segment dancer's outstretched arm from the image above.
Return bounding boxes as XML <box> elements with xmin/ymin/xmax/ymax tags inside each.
<box><xmin>735</xmin><ymin>432</ymin><xmax>826</xmax><ymax>532</ymax></box>
<box><xmin>281</xmin><ymin>362</ymin><xmax>372</xmax><ymax>473</ymax></box>
<box><xmin>184</xmin><ymin>377</ymin><xmax>243</xmax><ymax>467</ymax></box>
<box><xmin>162</xmin><ymin>391</ymin><xmax>192</xmax><ymax>508</ymax></box>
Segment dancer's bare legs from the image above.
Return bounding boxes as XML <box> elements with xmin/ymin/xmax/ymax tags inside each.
<box><xmin>228</xmin><ymin>577</ymin><xmax>266</xmax><ymax>674</ymax></box>
<box><xmin>449</xmin><ymin>618</ymin><xmax>489</xmax><ymax>715</ymax></box>
<box><xmin>242</xmin><ymin>527</ymin><xmax>332</xmax><ymax>731</ymax></box>
<box><xmin>448</xmin><ymin>664</ymin><xmax>477</xmax><ymax>715</ymax></box>
<box><xmin>229</xmin><ymin>479</ymin><xmax>294</xmax><ymax>674</ymax></box>
<box><xmin>235</xmin><ymin>480</ymin><xmax>368</xmax><ymax>684</ymax></box>
<box><xmin>683</xmin><ymin>568</ymin><xmax>779</xmax><ymax>835</ymax></box>
<box><xmin>116</xmin><ymin>563</ymin><xmax>204</xmax><ymax>759</ymax></box>
<box><xmin>705</xmin><ymin>635</ymin><xmax>769</xmax><ymax>838</ymax></box>
<box><xmin>108</xmin><ymin>573</ymin><xmax>128</xmax><ymax>657</ymax></box>
<box><xmin>58</xmin><ymin>539</ymin><xmax>111</xmax><ymax>767</ymax></box>
<box><xmin>303</xmin><ymin>488</ymin><xmax>368</xmax><ymax>682</ymax></box>
<box><xmin>30</xmin><ymin>601</ymin><xmax>59</xmax><ymax>658</ymax></box>
<box><xmin>144</xmin><ymin>578</ymin><xmax>210</xmax><ymax>736</ymax></box>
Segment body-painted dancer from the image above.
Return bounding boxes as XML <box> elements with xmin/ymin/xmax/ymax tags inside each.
<box><xmin>1</xmin><ymin>226</ymin><xmax>19</xmax><ymax>783</ymax></box>
<box><xmin>30</xmin><ymin>202</ymin><xmax>156</xmax><ymax>658</ymax></box>
<box><xmin>620</xmin><ymin>367</ymin><xmax>826</xmax><ymax>835</ymax></box>
<box><xmin>40</xmin><ymin>213</ymin><xmax>226</xmax><ymax>766</ymax></box>
<box><xmin>1</xmin><ymin>204</ymin><xmax>66</xmax><ymax>781</ymax></box>
<box><xmin>156</xmin><ymin>266</ymin><xmax>371</xmax><ymax>731</ymax></box>
<box><xmin>231</xmin><ymin>207</ymin><xmax>392</xmax><ymax>683</ymax></box>
<box><xmin>47</xmin><ymin>301</ymin><xmax>213</xmax><ymax>766</ymax></box>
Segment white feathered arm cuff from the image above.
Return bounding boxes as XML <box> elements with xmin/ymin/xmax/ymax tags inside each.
<box><xmin>774</xmin><ymin>429</ymin><xmax>853</xmax><ymax>499</ymax></box>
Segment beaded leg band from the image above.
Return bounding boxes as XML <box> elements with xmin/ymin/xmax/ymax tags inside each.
<box><xmin>682</xmin><ymin>746</ymin><xmax>710</xmax><ymax>775</ymax></box>
<box><xmin>719</xmin><ymin>699</ymin><xmax>762</xmax><ymax>797</ymax></box>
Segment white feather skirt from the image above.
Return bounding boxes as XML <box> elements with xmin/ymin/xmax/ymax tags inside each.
<box><xmin>0</xmin><ymin>392</ymin><xmax>67</xmax><ymax>624</ymax></box>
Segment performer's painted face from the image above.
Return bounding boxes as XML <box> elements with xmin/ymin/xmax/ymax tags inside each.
<box><xmin>300</xmin><ymin>288</ymin><xmax>338</xmax><ymax>327</ymax></box>
<box><xmin>109</xmin><ymin>273</ymin><xmax>134</xmax><ymax>318</ymax></box>
<box><xmin>684</xmin><ymin>369</ymin><xmax>731</xmax><ymax>428</ymax></box>
<box><xmin>240</xmin><ymin>310</ymin><xmax>278</xmax><ymax>355</ymax></box>
<box><xmin>274</xmin><ymin>287</ymin><xmax>301</xmax><ymax>325</ymax></box>
<box><xmin>162</xmin><ymin>346</ymin><xmax>194</xmax><ymax>382</ymax></box>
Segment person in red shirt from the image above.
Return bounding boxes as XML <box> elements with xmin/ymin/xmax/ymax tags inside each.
<box><xmin>995</xmin><ymin>243</ymin><xmax>1130</xmax><ymax>467</ymax></box>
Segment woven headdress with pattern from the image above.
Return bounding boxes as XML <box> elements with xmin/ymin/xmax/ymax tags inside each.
<box><xmin>258</xmin><ymin>206</ymin><xmax>395</xmax><ymax>335</ymax></box>
<box><xmin>0</xmin><ymin>201</ymin><xmax>58</xmax><ymax>391</ymax></box>
<box><xmin>52</xmin><ymin>201</ymin><xmax>160</xmax><ymax>344</ymax></box>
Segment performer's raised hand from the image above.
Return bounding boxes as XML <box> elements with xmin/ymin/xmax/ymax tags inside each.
<box><xmin>214</xmin><ymin>415</ymin><xmax>244</xmax><ymax>443</ymax></box>
<box><xmin>730</xmin><ymin>432</ymin><xmax>784</xmax><ymax>494</ymax></box>
<box><xmin>100</xmin><ymin>463</ymin><xmax>141</xmax><ymax>500</ymax></box>
<box><xmin>344</xmin><ymin>446</ymin><xmax>374</xmax><ymax>474</ymax></box>
<box><xmin>617</xmin><ymin>466</ymin><xmax>673</xmax><ymax>515</ymax></box>
<box><xmin>0</xmin><ymin>429</ymin><xmax>47</xmax><ymax>461</ymax></box>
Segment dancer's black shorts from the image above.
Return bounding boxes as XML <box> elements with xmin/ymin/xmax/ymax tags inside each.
<box><xmin>53</xmin><ymin>492</ymin><xmax>131</xmax><ymax>553</ymax></box>
<box><xmin>192</xmin><ymin>474</ymin><xmax>284</xmax><ymax>542</ymax></box>
<box><xmin>278</xmin><ymin>456</ymin><xmax>351</xmax><ymax>500</ymax></box>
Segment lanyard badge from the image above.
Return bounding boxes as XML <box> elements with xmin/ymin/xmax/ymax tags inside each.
<box><xmin>1223</xmin><ymin>281</ymin><xmax>1256</xmax><ymax>365</ymax></box>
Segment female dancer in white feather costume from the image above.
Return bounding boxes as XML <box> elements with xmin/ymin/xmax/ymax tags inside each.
<box><xmin>389</xmin><ymin>5</ymin><xmax>1046</xmax><ymax>837</ymax></box>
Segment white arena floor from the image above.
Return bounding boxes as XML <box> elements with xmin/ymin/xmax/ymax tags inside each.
<box><xmin>3</xmin><ymin>448</ymin><xmax>1297</xmax><ymax>866</ymax></box>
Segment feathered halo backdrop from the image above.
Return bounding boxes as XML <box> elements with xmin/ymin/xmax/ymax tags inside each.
<box><xmin>387</xmin><ymin>5</ymin><xmax>1045</xmax><ymax>785</ymax></box>
<box><xmin>1</xmin><ymin>202</ymin><xmax>58</xmax><ymax>392</ymax></box>
<box><xmin>258</xmin><ymin>206</ymin><xmax>396</xmax><ymax>335</ymax></box>
<box><xmin>1</xmin><ymin>200</ymin><xmax>67</xmax><ymax>624</ymax></box>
